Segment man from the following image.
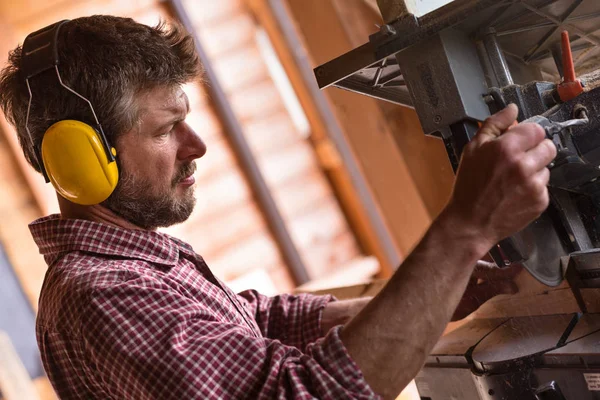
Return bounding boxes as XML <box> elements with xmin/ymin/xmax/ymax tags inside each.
<box><xmin>0</xmin><ymin>16</ymin><xmax>555</xmax><ymax>399</ymax></box>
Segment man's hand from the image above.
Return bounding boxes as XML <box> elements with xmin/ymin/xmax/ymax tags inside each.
<box><xmin>339</xmin><ymin>105</ymin><xmax>556</xmax><ymax>399</ymax></box>
<box><xmin>445</xmin><ymin>104</ymin><xmax>557</xmax><ymax>252</ymax></box>
<box><xmin>451</xmin><ymin>261</ymin><xmax>521</xmax><ymax>321</ymax></box>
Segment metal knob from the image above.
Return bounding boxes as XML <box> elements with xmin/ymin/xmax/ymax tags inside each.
<box><xmin>535</xmin><ymin>381</ymin><xmax>566</xmax><ymax>400</ymax></box>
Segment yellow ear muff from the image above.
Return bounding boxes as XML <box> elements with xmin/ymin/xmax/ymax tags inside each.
<box><xmin>41</xmin><ymin>120</ymin><xmax>118</xmax><ymax>205</ymax></box>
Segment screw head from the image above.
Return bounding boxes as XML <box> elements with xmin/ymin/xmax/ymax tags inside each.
<box><xmin>434</xmin><ymin>115</ymin><xmax>442</xmax><ymax>124</ymax></box>
<box><xmin>380</xmin><ymin>24</ymin><xmax>396</xmax><ymax>36</ymax></box>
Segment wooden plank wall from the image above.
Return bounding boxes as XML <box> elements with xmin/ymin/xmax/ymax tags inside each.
<box><xmin>0</xmin><ymin>3</ymin><xmax>166</xmax><ymax>398</ymax></box>
<box><xmin>285</xmin><ymin>0</ymin><xmax>442</xmax><ymax>259</ymax></box>
<box><xmin>178</xmin><ymin>0</ymin><xmax>371</xmax><ymax>287</ymax></box>
<box><xmin>0</xmin><ymin>0</ymin><xmax>379</xmax><ymax>395</ymax></box>
<box><xmin>242</xmin><ymin>0</ymin><xmax>401</xmax><ymax>277</ymax></box>
<box><xmin>331</xmin><ymin>0</ymin><xmax>455</xmax><ymax>219</ymax></box>
<box><xmin>0</xmin><ymin>0</ymin><xmax>378</xmax><ymax>305</ymax></box>
<box><xmin>0</xmin><ymin>1</ymin><xmax>453</xmax><ymax>397</ymax></box>
<box><xmin>0</xmin><ymin>26</ymin><xmax>47</xmax><ymax>316</ymax></box>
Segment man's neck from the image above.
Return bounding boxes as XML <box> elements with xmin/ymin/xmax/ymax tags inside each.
<box><xmin>56</xmin><ymin>194</ymin><xmax>146</xmax><ymax>230</ymax></box>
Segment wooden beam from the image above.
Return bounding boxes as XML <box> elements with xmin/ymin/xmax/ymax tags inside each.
<box><xmin>285</xmin><ymin>0</ymin><xmax>434</xmax><ymax>261</ymax></box>
<box><xmin>0</xmin><ymin>18</ymin><xmax>49</xmax><ymax>215</ymax></box>
<box><xmin>0</xmin><ymin>331</ymin><xmax>40</xmax><ymax>400</ymax></box>
<box><xmin>361</xmin><ymin>0</ymin><xmax>382</xmax><ymax>16</ymax></box>
<box><xmin>0</xmin><ymin>18</ymin><xmax>49</xmax><ymax>311</ymax></box>
<box><xmin>301</xmin><ymin>269</ymin><xmax>600</xmax><ymax>319</ymax></box>
<box><xmin>297</xmin><ymin>279</ymin><xmax>387</xmax><ymax>299</ymax></box>
<box><xmin>244</xmin><ymin>0</ymin><xmax>402</xmax><ymax>277</ymax></box>
<box><xmin>0</xmin><ymin>114</ymin><xmax>53</xmax><ymax>215</ymax></box>
<box><xmin>32</xmin><ymin>377</ymin><xmax>57</xmax><ymax>400</ymax></box>
<box><xmin>376</xmin><ymin>0</ymin><xmax>411</xmax><ymax>23</ymax></box>
<box><xmin>5</xmin><ymin>0</ymin><xmax>159</xmax><ymax>38</ymax></box>
<box><xmin>375</xmin><ymin>0</ymin><xmax>458</xmax><ymax>22</ymax></box>
<box><xmin>331</xmin><ymin>0</ymin><xmax>454</xmax><ymax>219</ymax></box>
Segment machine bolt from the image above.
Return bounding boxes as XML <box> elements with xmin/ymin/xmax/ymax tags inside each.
<box><xmin>573</xmin><ymin>104</ymin><xmax>588</xmax><ymax>120</ymax></box>
<box><xmin>379</xmin><ymin>24</ymin><xmax>396</xmax><ymax>37</ymax></box>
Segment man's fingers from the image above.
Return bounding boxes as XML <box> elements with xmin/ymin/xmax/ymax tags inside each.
<box><xmin>472</xmin><ymin>262</ymin><xmax>523</xmax><ymax>281</ymax></box>
<box><xmin>521</xmin><ymin>167</ymin><xmax>551</xmax><ymax>215</ymax></box>
<box><xmin>532</xmin><ymin>166</ymin><xmax>551</xmax><ymax>189</ymax></box>
<box><xmin>499</xmin><ymin>123</ymin><xmax>547</xmax><ymax>153</ymax></box>
<box><xmin>472</xmin><ymin>104</ymin><xmax>519</xmax><ymax>145</ymax></box>
<box><xmin>526</xmin><ymin>139</ymin><xmax>557</xmax><ymax>170</ymax></box>
<box><xmin>513</xmin><ymin>139</ymin><xmax>557</xmax><ymax>178</ymax></box>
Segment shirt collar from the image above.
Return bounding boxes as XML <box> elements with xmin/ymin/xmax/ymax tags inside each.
<box><xmin>29</xmin><ymin>214</ymin><xmax>180</xmax><ymax>267</ymax></box>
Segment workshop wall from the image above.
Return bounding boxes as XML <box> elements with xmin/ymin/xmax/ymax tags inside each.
<box><xmin>330</xmin><ymin>0</ymin><xmax>455</xmax><ymax>218</ymax></box>
<box><xmin>0</xmin><ymin>0</ymin><xmax>377</xmax><ymax>299</ymax></box>
<box><xmin>0</xmin><ymin>0</ymin><xmax>381</xmax><ymax>397</ymax></box>
<box><xmin>285</xmin><ymin>0</ymin><xmax>454</xmax><ymax>259</ymax></box>
<box><xmin>171</xmin><ymin>0</ymin><xmax>373</xmax><ymax>290</ymax></box>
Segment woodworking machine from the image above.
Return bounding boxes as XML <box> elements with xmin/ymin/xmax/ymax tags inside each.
<box><xmin>315</xmin><ymin>0</ymin><xmax>600</xmax><ymax>398</ymax></box>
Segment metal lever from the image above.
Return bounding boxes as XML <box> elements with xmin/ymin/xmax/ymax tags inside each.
<box><xmin>535</xmin><ymin>381</ymin><xmax>567</xmax><ymax>400</ymax></box>
<box><xmin>558</xmin><ymin>30</ymin><xmax>585</xmax><ymax>102</ymax></box>
<box><xmin>522</xmin><ymin>114</ymin><xmax>589</xmax><ymax>138</ymax></box>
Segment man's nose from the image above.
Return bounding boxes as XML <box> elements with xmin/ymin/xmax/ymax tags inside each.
<box><xmin>177</xmin><ymin>122</ymin><xmax>207</xmax><ymax>161</ymax></box>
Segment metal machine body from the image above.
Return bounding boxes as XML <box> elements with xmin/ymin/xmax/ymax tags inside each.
<box><xmin>315</xmin><ymin>0</ymin><xmax>600</xmax><ymax>398</ymax></box>
<box><xmin>415</xmin><ymin>313</ymin><xmax>600</xmax><ymax>399</ymax></box>
<box><xmin>315</xmin><ymin>0</ymin><xmax>600</xmax><ymax>288</ymax></box>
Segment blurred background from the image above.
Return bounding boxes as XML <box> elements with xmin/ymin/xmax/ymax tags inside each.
<box><xmin>0</xmin><ymin>0</ymin><xmax>452</xmax><ymax>398</ymax></box>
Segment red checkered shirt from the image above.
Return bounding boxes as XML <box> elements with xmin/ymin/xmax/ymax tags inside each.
<box><xmin>31</xmin><ymin>215</ymin><xmax>377</xmax><ymax>399</ymax></box>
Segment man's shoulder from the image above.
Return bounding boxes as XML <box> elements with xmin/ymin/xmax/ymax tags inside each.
<box><xmin>30</xmin><ymin>214</ymin><xmax>182</xmax><ymax>271</ymax></box>
<box><xmin>38</xmin><ymin>251</ymin><xmax>168</xmax><ymax>329</ymax></box>
<box><xmin>50</xmin><ymin>250</ymin><xmax>162</xmax><ymax>290</ymax></box>
<box><xmin>37</xmin><ymin>253</ymin><xmax>127</xmax><ymax>333</ymax></box>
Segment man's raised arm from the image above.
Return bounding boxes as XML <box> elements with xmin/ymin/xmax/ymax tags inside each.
<box><xmin>338</xmin><ymin>104</ymin><xmax>556</xmax><ymax>399</ymax></box>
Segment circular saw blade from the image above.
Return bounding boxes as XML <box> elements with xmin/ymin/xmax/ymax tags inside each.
<box><xmin>511</xmin><ymin>210</ymin><xmax>569</xmax><ymax>287</ymax></box>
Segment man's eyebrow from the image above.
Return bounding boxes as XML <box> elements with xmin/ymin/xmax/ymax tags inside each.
<box><xmin>159</xmin><ymin>97</ymin><xmax>191</xmax><ymax>116</ymax></box>
<box><xmin>150</xmin><ymin>99</ymin><xmax>191</xmax><ymax>134</ymax></box>
<box><xmin>152</xmin><ymin>120</ymin><xmax>177</xmax><ymax>134</ymax></box>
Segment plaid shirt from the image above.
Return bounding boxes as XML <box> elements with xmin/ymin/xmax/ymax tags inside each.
<box><xmin>30</xmin><ymin>215</ymin><xmax>377</xmax><ymax>399</ymax></box>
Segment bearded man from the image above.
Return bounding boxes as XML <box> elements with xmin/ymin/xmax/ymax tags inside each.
<box><xmin>0</xmin><ymin>15</ymin><xmax>555</xmax><ymax>399</ymax></box>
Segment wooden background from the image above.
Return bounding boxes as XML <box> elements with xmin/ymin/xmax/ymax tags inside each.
<box><xmin>0</xmin><ymin>0</ymin><xmax>452</xmax><ymax>398</ymax></box>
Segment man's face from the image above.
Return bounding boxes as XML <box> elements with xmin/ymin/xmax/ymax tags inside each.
<box><xmin>103</xmin><ymin>85</ymin><xmax>207</xmax><ymax>230</ymax></box>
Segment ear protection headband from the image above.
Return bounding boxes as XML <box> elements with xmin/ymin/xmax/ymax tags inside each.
<box><xmin>21</xmin><ymin>20</ymin><xmax>118</xmax><ymax>205</ymax></box>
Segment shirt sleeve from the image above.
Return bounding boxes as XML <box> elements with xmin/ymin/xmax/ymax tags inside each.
<box><xmin>79</xmin><ymin>274</ymin><xmax>378</xmax><ymax>400</ymax></box>
<box><xmin>236</xmin><ymin>289</ymin><xmax>335</xmax><ymax>352</ymax></box>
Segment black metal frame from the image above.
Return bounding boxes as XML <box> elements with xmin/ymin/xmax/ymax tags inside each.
<box><xmin>314</xmin><ymin>0</ymin><xmax>600</xmax><ymax>108</ymax></box>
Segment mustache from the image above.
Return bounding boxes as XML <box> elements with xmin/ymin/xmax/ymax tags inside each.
<box><xmin>172</xmin><ymin>162</ymin><xmax>197</xmax><ymax>185</ymax></box>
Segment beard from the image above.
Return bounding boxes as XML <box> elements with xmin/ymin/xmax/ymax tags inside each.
<box><xmin>102</xmin><ymin>162</ymin><xmax>197</xmax><ymax>230</ymax></box>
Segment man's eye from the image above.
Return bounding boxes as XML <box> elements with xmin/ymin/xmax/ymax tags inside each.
<box><xmin>157</xmin><ymin>127</ymin><xmax>174</xmax><ymax>138</ymax></box>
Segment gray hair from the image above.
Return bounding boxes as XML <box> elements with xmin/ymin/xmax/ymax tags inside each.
<box><xmin>0</xmin><ymin>15</ymin><xmax>202</xmax><ymax>173</ymax></box>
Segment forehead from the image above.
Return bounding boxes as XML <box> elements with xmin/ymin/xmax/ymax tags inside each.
<box><xmin>138</xmin><ymin>86</ymin><xmax>189</xmax><ymax>116</ymax></box>
<box><xmin>138</xmin><ymin>85</ymin><xmax>190</xmax><ymax>120</ymax></box>
<box><xmin>116</xmin><ymin>85</ymin><xmax>190</xmax><ymax>145</ymax></box>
